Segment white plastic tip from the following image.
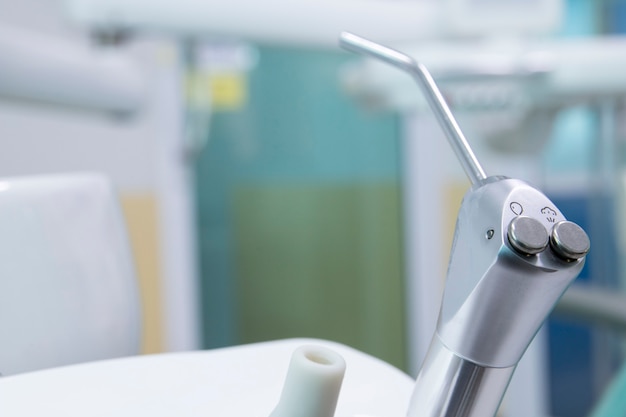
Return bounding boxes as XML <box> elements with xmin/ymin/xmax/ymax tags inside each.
<box><xmin>269</xmin><ymin>345</ymin><xmax>347</xmax><ymax>417</ymax></box>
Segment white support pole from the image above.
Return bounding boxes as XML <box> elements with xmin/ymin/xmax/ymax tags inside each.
<box><xmin>402</xmin><ymin>111</ymin><xmax>447</xmax><ymax>376</ymax></box>
<box><xmin>154</xmin><ymin>41</ymin><xmax>201</xmax><ymax>352</ymax></box>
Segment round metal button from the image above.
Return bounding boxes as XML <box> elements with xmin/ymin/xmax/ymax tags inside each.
<box><xmin>550</xmin><ymin>221</ymin><xmax>590</xmax><ymax>261</ymax></box>
<box><xmin>507</xmin><ymin>216</ymin><xmax>549</xmax><ymax>256</ymax></box>
<box><xmin>508</xmin><ymin>216</ymin><xmax>548</xmax><ymax>255</ymax></box>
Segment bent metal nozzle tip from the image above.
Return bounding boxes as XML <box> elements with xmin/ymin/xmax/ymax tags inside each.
<box><xmin>339</xmin><ymin>32</ymin><xmax>487</xmax><ymax>185</ymax></box>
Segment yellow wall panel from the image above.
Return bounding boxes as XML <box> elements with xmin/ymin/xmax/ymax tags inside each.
<box><xmin>120</xmin><ymin>195</ymin><xmax>164</xmax><ymax>354</ymax></box>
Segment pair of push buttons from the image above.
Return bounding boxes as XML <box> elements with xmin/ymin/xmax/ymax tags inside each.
<box><xmin>507</xmin><ymin>216</ymin><xmax>590</xmax><ymax>261</ymax></box>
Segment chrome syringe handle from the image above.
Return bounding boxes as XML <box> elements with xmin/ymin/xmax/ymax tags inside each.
<box><xmin>339</xmin><ymin>32</ymin><xmax>487</xmax><ymax>185</ymax></box>
<box><xmin>339</xmin><ymin>32</ymin><xmax>590</xmax><ymax>417</ymax></box>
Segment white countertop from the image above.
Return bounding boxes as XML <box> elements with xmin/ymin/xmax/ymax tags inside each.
<box><xmin>0</xmin><ymin>338</ymin><xmax>414</xmax><ymax>416</ymax></box>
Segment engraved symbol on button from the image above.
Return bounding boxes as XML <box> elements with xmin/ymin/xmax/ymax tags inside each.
<box><xmin>541</xmin><ymin>207</ymin><xmax>557</xmax><ymax>223</ymax></box>
<box><xmin>509</xmin><ymin>201</ymin><xmax>524</xmax><ymax>216</ymax></box>
<box><xmin>510</xmin><ymin>202</ymin><xmax>523</xmax><ymax>216</ymax></box>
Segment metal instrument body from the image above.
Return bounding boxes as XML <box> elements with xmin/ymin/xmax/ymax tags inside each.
<box><xmin>407</xmin><ymin>176</ymin><xmax>585</xmax><ymax>417</ymax></box>
<box><xmin>340</xmin><ymin>32</ymin><xmax>590</xmax><ymax>417</ymax></box>
<box><xmin>441</xmin><ymin>177</ymin><xmax>584</xmax><ymax>368</ymax></box>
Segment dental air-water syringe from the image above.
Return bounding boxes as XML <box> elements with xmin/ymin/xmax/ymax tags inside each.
<box><xmin>339</xmin><ymin>32</ymin><xmax>591</xmax><ymax>417</ymax></box>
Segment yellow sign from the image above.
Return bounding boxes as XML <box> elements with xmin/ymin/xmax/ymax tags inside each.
<box><xmin>186</xmin><ymin>71</ymin><xmax>247</xmax><ymax>112</ymax></box>
<box><xmin>209</xmin><ymin>73</ymin><xmax>247</xmax><ymax>111</ymax></box>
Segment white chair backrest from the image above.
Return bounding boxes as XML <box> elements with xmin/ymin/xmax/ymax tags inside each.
<box><xmin>0</xmin><ymin>173</ymin><xmax>141</xmax><ymax>376</ymax></box>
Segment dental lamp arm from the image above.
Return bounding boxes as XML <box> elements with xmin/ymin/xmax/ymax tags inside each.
<box><xmin>0</xmin><ymin>24</ymin><xmax>144</xmax><ymax>114</ymax></box>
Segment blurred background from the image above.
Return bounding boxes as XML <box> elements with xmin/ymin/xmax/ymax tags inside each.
<box><xmin>2</xmin><ymin>0</ymin><xmax>626</xmax><ymax>416</ymax></box>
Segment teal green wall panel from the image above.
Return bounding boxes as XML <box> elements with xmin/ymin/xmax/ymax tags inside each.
<box><xmin>194</xmin><ymin>46</ymin><xmax>405</xmax><ymax>369</ymax></box>
<box><xmin>233</xmin><ymin>184</ymin><xmax>406</xmax><ymax>369</ymax></box>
